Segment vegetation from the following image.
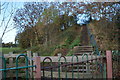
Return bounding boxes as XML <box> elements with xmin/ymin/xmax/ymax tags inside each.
<box><xmin>88</xmin><ymin>17</ymin><xmax>119</xmax><ymax>50</ymax></box>
<box><xmin>1</xmin><ymin>47</ymin><xmax>21</xmax><ymax>54</ymax></box>
<box><xmin>12</xmin><ymin>2</ymin><xmax>120</xmax><ymax>55</ymax></box>
<box><xmin>2</xmin><ymin>42</ymin><xmax>18</xmax><ymax>47</ymax></box>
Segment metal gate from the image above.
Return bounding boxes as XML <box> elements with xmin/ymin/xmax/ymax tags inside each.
<box><xmin>42</xmin><ymin>52</ymin><xmax>106</xmax><ymax>79</ymax></box>
<box><xmin>0</xmin><ymin>54</ymin><xmax>36</xmax><ymax>80</ymax></box>
<box><xmin>0</xmin><ymin>50</ymin><xmax>119</xmax><ymax>79</ymax></box>
<box><xmin>112</xmin><ymin>50</ymin><xmax>120</xmax><ymax>79</ymax></box>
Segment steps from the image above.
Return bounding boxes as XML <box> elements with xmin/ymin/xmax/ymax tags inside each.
<box><xmin>70</xmin><ymin>45</ymin><xmax>96</xmax><ymax>73</ymax></box>
<box><xmin>73</xmin><ymin>46</ymin><xmax>94</xmax><ymax>55</ymax></box>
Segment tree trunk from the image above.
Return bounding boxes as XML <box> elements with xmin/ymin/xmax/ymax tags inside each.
<box><xmin>30</xmin><ymin>40</ymin><xmax>33</xmax><ymax>47</ymax></box>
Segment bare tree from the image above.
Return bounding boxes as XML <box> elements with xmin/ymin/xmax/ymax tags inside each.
<box><xmin>0</xmin><ymin>2</ymin><xmax>17</xmax><ymax>40</ymax></box>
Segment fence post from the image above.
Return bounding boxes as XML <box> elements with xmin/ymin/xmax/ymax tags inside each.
<box><xmin>34</xmin><ymin>56</ymin><xmax>41</xmax><ymax>80</ymax></box>
<box><xmin>106</xmin><ymin>50</ymin><xmax>112</xmax><ymax>79</ymax></box>
<box><xmin>27</xmin><ymin>51</ymin><xmax>33</xmax><ymax>78</ymax></box>
<box><xmin>9</xmin><ymin>52</ymin><xmax>13</xmax><ymax>78</ymax></box>
<box><xmin>0</xmin><ymin>38</ymin><xmax>3</xmax><ymax>80</ymax></box>
<box><xmin>33</xmin><ymin>53</ymin><xmax>38</xmax><ymax>72</ymax></box>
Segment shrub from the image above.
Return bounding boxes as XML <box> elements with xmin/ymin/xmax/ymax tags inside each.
<box><xmin>69</xmin><ymin>36</ymin><xmax>81</xmax><ymax>49</ymax></box>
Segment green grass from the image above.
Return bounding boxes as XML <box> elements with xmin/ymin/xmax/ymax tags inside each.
<box><xmin>0</xmin><ymin>47</ymin><xmax>21</xmax><ymax>54</ymax></box>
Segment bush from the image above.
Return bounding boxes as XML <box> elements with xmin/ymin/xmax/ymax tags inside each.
<box><xmin>69</xmin><ymin>36</ymin><xmax>81</xmax><ymax>49</ymax></box>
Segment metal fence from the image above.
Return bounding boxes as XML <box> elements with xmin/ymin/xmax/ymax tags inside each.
<box><xmin>112</xmin><ymin>50</ymin><xmax>120</xmax><ymax>79</ymax></box>
<box><xmin>0</xmin><ymin>54</ymin><xmax>36</xmax><ymax>80</ymax></box>
<box><xmin>0</xmin><ymin>50</ymin><xmax>119</xmax><ymax>80</ymax></box>
<box><xmin>41</xmin><ymin>52</ymin><xmax>106</xmax><ymax>79</ymax></box>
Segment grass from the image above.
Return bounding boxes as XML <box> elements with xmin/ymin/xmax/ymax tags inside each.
<box><xmin>0</xmin><ymin>47</ymin><xmax>21</xmax><ymax>54</ymax></box>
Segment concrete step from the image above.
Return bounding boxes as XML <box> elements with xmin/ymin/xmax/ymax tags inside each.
<box><xmin>73</xmin><ymin>46</ymin><xmax>94</xmax><ymax>55</ymax></box>
<box><xmin>74</xmin><ymin>52</ymin><xmax>93</xmax><ymax>55</ymax></box>
<box><xmin>74</xmin><ymin>46</ymin><xmax>93</xmax><ymax>48</ymax></box>
<box><xmin>41</xmin><ymin>71</ymin><xmax>103</xmax><ymax>78</ymax></box>
<box><xmin>74</xmin><ymin>46</ymin><xmax>93</xmax><ymax>50</ymax></box>
<box><xmin>74</xmin><ymin>50</ymin><xmax>93</xmax><ymax>52</ymax></box>
<box><xmin>68</xmin><ymin>69</ymin><xmax>96</xmax><ymax>72</ymax></box>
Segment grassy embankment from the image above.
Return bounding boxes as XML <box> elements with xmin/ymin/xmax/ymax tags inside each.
<box><xmin>29</xmin><ymin>26</ymin><xmax>83</xmax><ymax>56</ymax></box>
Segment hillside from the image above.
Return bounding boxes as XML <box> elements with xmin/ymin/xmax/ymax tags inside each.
<box><xmin>36</xmin><ymin>21</ymin><xmax>119</xmax><ymax>56</ymax></box>
<box><xmin>21</xmin><ymin>20</ymin><xmax>119</xmax><ymax>55</ymax></box>
<box><xmin>29</xmin><ymin>25</ymin><xmax>84</xmax><ymax>56</ymax></box>
<box><xmin>88</xmin><ymin>20</ymin><xmax>119</xmax><ymax>50</ymax></box>
<box><xmin>16</xmin><ymin>19</ymin><xmax>119</xmax><ymax>56</ymax></box>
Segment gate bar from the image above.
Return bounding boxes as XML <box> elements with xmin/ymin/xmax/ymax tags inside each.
<box><xmin>0</xmin><ymin>65</ymin><xmax>36</xmax><ymax>71</ymax></box>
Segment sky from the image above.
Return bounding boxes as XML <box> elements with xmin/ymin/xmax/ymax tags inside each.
<box><xmin>0</xmin><ymin>2</ymin><xmax>24</xmax><ymax>43</ymax></box>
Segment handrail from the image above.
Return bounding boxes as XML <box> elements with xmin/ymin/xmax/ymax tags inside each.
<box><xmin>87</xmin><ymin>25</ymin><xmax>99</xmax><ymax>55</ymax></box>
